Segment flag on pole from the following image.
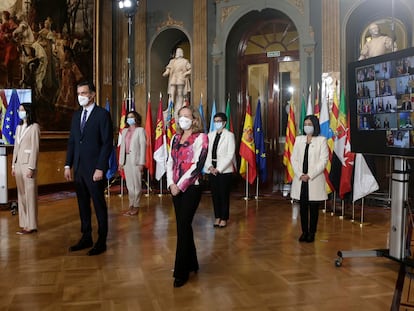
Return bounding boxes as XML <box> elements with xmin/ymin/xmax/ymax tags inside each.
<box><xmin>2</xmin><ymin>89</ymin><xmax>21</xmax><ymax>144</ymax></box>
<box><xmin>166</xmin><ymin>98</ymin><xmax>176</xmax><ymax>150</ymax></box>
<box><xmin>105</xmin><ymin>98</ymin><xmax>118</xmax><ymax>180</ymax></box>
<box><xmin>239</xmin><ymin>98</ymin><xmax>256</xmax><ymax>184</ymax></box>
<box><xmin>353</xmin><ymin>153</ymin><xmax>379</xmax><ymax>202</ymax></box>
<box><xmin>0</xmin><ymin>90</ymin><xmax>8</xmax><ymax>142</ymax></box>
<box><xmin>306</xmin><ymin>85</ymin><xmax>313</xmax><ymax>115</ymax></box>
<box><xmin>225</xmin><ymin>96</ymin><xmax>234</xmax><ymax>132</ymax></box>
<box><xmin>330</xmin><ymin>81</ymin><xmax>340</xmax><ymax>134</ymax></box>
<box><xmin>299</xmin><ymin>92</ymin><xmax>306</xmax><ymax>134</ymax></box>
<box><xmin>329</xmin><ymin>86</ymin><xmax>345</xmax><ymax>193</ymax></box>
<box><xmin>117</xmin><ymin>98</ymin><xmax>127</xmax><ymax>179</ymax></box>
<box><xmin>319</xmin><ymin>84</ymin><xmax>334</xmax><ymax>194</ymax></box>
<box><xmin>154</xmin><ymin>97</ymin><xmax>167</xmax><ymax>180</ymax></box>
<box><xmin>145</xmin><ymin>97</ymin><xmax>154</xmax><ymax>178</ymax></box>
<box><xmin>283</xmin><ymin>96</ymin><xmax>296</xmax><ymax>183</ymax></box>
<box><xmin>198</xmin><ymin>95</ymin><xmax>207</xmax><ymax>133</ymax></box>
<box><xmin>209</xmin><ymin>99</ymin><xmax>217</xmax><ymax>132</ymax></box>
<box><xmin>339</xmin><ymin>110</ymin><xmax>355</xmax><ymax>199</ymax></box>
<box><xmin>314</xmin><ymin>83</ymin><xmax>320</xmax><ymax>118</ymax></box>
<box><xmin>254</xmin><ymin>99</ymin><xmax>267</xmax><ymax>182</ymax></box>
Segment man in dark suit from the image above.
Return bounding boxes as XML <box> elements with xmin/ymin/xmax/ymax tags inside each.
<box><xmin>64</xmin><ymin>81</ymin><xmax>113</xmax><ymax>256</ymax></box>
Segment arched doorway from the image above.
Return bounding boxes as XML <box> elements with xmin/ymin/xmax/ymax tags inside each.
<box><xmin>226</xmin><ymin>9</ymin><xmax>300</xmax><ymax>191</ymax></box>
<box><xmin>149</xmin><ymin>28</ymin><xmax>190</xmax><ymax>106</ymax></box>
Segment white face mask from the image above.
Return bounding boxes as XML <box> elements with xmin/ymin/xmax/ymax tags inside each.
<box><xmin>18</xmin><ymin>111</ymin><xmax>27</xmax><ymax>120</ymax></box>
<box><xmin>178</xmin><ymin>116</ymin><xmax>192</xmax><ymax>130</ymax></box>
<box><xmin>214</xmin><ymin>122</ymin><xmax>223</xmax><ymax>131</ymax></box>
<box><xmin>78</xmin><ymin>95</ymin><xmax>90</xmax><ymax>106</ymax></box>
<box><xmin>126</xmin><ymin>117</ymin><xmax>135</xmax><ymax>126</ymax></box>
<box><xmin>304</xmin><ymin>125</ymin><xmax>314</xmax><ymax>135</ymax></box>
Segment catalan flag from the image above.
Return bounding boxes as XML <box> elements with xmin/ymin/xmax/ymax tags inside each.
<box><xmin>283</xmin><ymin>96</ymin><xmax>296</xmax><ymax>183</ymax></box>
<box><xmin>239</xmin><ymin>98</ymin><xmax>256</xmax><ymax>184</ymax></box>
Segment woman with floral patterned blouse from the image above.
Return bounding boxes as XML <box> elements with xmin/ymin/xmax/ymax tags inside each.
<box><xmin>166</xmin><ymin>106</ymin><xmax>208</xmax><ymax>288</ymax></box>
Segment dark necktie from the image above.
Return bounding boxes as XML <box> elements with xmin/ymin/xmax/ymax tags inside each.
<box><xmin>81</xmin><ymin>109</ymin><xmax>87</xmax><ymax>132</ymax></box>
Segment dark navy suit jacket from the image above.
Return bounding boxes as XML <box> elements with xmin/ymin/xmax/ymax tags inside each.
<box><xmin>65</xmin><ymin>104</ymin><xmax>113</xmax><ymax>176</ymax></box>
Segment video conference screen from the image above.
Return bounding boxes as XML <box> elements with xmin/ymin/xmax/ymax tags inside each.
<box><xmin>349</xmin><ymin>47</ymin><xmax>414</xmax><ymax>157</ymax></box>
<box><xmin>0</xmin><ymin>89</ymin><xmax>32</xmax><ymax>145</ymax></box>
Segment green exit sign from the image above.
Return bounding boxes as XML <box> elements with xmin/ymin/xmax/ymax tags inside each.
<box><xmin>267</xmin><ymin>51</ymin><xmax>280</xmax><ymax>57</ymax></box>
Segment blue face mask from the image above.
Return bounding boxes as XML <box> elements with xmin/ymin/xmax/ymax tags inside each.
<box><xmin>214</xmin><ymin>122</ymin><xmax>223</xmax><ymax>131</ymax></box>
<box><xmin>126</xmin><ymin>117</ymin><xmax>136</xmax><ymax>126</ymax></box>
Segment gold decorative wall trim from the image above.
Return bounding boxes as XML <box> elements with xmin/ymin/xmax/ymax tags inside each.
<box><xmin>288</xmin><ymin>0</ymin><xmax>304</xmax><ymax>15</ymax></box>
<box><xmin>157</xmin><ymin>12</ymin><xmax>184</xmax><ymax>31</ymax></box>
<box><xmin>221</xmin><ymin>5</ymin><xmax>239</xmax><ymax>24</ymax></box>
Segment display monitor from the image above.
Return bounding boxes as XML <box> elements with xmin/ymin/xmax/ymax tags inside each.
<box><xmin>349</xmin><ymin>47</ymin><xmax>414</xmax><ymax>157</ymax></box>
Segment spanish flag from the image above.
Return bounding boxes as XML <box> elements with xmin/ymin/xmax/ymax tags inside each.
<box><xmin>239</xmin><ymin>99</ymin><xmax>256</xmax><ymax>184</ymax></box>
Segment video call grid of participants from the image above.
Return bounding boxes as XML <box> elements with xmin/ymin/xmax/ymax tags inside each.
<box><xmin>355</xmin><ymin>56</ymin><xmax>414</xmax><ymax>148</ymax></box>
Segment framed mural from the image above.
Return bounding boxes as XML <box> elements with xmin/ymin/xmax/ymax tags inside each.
<box><xmin>0</xmin><ymin>0</ymin><xmax>95</xmax><ymax>132</ymax></box>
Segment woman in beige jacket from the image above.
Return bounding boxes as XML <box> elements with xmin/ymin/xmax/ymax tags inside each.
<box><xmin>119</xmin><ymin>111</ymin><xmax>146</xmax><ymax>216</ymax></box>
<box><xmin>12</xmin><ymin>103</ymin><xmax>40</xmax><ymax>234</ymax></box>
<box><xmin>290</xmin><ymin>115</ymin><xmax>328</xmax><ymax>243</ymax></box>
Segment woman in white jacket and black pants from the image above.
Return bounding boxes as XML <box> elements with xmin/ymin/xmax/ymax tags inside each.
<box><xmin>205</xmin><ymin>112</ymin><xmax>235</xmax><ymax>228</ymax></box>
<box><xmin>290</xmin><ymin>115</ymin><xmax>328</xmax><ymax>242</ymax></box>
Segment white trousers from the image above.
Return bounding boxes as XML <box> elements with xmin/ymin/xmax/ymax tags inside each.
<box><xmin>15</xmin><ymin>163</ymin><xmax>38</xmax><ymax>230</ymax></box>
<box><xmin>124</xmin><ymin>154</ymin><xmax>142</xmax><ymax>207</ymax></box>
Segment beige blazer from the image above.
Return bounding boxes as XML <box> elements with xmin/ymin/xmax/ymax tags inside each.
<box><xmin>12</xmin><ymin>123</ymin><xmax>40</xmax><ymax>170</ymax></box>
<box><xmin>119</xmin><ymin>127</ymin><xmax>146</xmax><ymax>167</ymax></box>
<box><xmin>290</xmin><ymin>135</ymin><xmax>328</xmax><ymax>201</ymax></box>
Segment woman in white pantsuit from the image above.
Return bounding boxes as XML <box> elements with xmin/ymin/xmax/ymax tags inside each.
<box><xmin>12</xmin><ymin>103</ymin><xmax>40</xmax><ymax>234</ymax></box>
<box><xmin>119</xmin><ymin>111</ymin><xmax>146</xmax><ymax>216</ymax></box>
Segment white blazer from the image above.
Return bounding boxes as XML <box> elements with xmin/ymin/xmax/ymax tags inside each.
<box><xmin>119</xmin><ymin>127</ymin><xmax>146</xmax><ymax>166</ymax></box>
<box><xmin>290</xmin><ymin>135</ymin><xmax>328</xmax><ymax>201</ymax></box>
<box><xmin>204</xmin><ymin>128</ymin><xmax>236</xmax><ymax>174</ymax></box>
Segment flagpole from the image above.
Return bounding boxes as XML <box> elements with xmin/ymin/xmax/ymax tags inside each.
<box><xmin>331</xmin><ymin>192</ymin><xmax>336</xmax><ymax>216</ymax></box>
<box><xmin>360</xmin><ymin>197</ymin><xmax>365</xmax><ymax>227</ymax></box>
<box><xmin>158</xmin><ymin>179</ymin><xmax>163</xmax><ymax>197</ymax></box>
<box><xmin>145</xmin><ymin>170</ymin><xmax>151</xmax><ymax>197</ymax></box>
<box><xmin>255</xmin><ymin>177</ymin><xmax>259</xmax><ymax>200</ymax></box>
<box><xmin>339</xmin><ymin>199</ymin><xmax>344</xmax><ymax>220</ymax></box>
<box><xmin>243</xmin><ymin>162</ymin><xmax>249</xmax><ymax>200</ymax></box>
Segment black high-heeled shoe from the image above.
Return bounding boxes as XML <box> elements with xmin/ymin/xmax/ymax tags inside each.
<box><xmin>298</xmin><ymin>233</ymin><xmax>308</xmax><ymax>242</ymax></box>
<box><xmin>173</xmin><ymin>276</ymin><xmax>189</xmax><ymax>288</ymax></box>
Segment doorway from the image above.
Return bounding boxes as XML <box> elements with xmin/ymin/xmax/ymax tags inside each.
<box><xmin>234</xmin><ymin>16</ymin><xmax>300</xmax><ymax>191</ymax></box>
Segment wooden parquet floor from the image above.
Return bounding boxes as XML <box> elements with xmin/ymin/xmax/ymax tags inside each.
<box><xmin>0</xmin><ymin>190</ymin><xmax>403</xmax><ymax>310</ymax></box>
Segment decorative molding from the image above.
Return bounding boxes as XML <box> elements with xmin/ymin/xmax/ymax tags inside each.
<box><xmin>303</xmin><ymin>44</ymin><xmax>315</xmax><ymax>56</ymax></box>
<box><xmin>157</xmin><ymin>12</ymin><xmax>184</xmax><ymax>31</ymax></box>
<box><xmin>288</xmin><ymin>0</ymin><xmax>304</xmax><ymax>15</ymax></box>
<box><xmin>221</xmin><ymin>5</ymin><xmax>239</xmax><ymax>24</ymax></box>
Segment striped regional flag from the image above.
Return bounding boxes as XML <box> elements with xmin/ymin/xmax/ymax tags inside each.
<box><xmin>283</xmin><ymin>96</ymin><xmax>296</xmax><ymax>183</ymax></box>
<box><xmin>320</xmin><ymin>83</ymin><xmax>334</xmax><ymax>194</ymax></box>
<box><xmin>153</xmin><ymin>97</ymin><xmax>167</xmax><ymax>181</ymax></box>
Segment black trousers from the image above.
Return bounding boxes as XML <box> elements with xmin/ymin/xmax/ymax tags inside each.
<box><xmin>74</xmin><ymin>169</ymin><xmax>108</xmax><ymax>244</ymax></box>
<box><xmin>209</xmin><ymin>173</ymin><xmax>232</xmax><ymax>220</ymax></box>
<box><xmin>299</xmin><ymin>181</ymin><xmax>320</xmax><ymax>234</ymax></box>
<box><xmin>172</xmin><ymin>185</ymin><xmax>201</xmax><ymax>279</ymax></box>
